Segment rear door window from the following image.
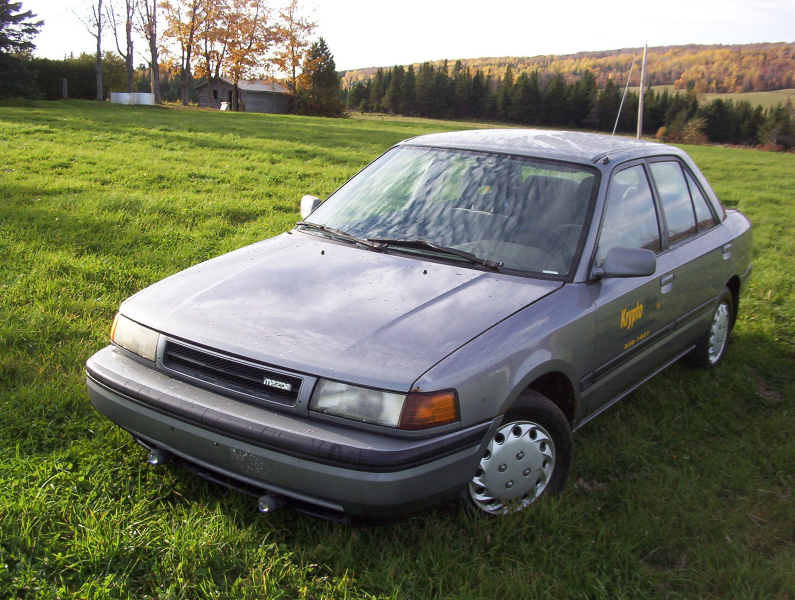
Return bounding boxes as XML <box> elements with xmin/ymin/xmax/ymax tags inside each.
<box><xmin>684</xmin><ymin>170</ymin><xmax>717</xmax><ymax>231</ymax></box>
<box><xmin>649</xmin><ymin>161</ymin><xmax>697</xmax><ymax>244</ymax></box>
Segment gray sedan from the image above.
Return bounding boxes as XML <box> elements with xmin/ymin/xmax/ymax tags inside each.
<box><xmin>86</xmin><ymin>129</ymin><xmax>752</xmax><ymax>519</ymax></box>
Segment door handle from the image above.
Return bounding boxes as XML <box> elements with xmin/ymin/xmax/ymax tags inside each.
<box><xmin>660</xmin><ymin>273</ymin><xmax>675</xmax><ymax>293</ymax></box>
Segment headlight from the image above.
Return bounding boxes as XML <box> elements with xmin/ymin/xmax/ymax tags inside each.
<box><xmin>310</xmin><ymin>379</ymin><xmax>459</xmax><ymax>430</ymax></box>
<box><xmin>310</xmin><ymin>380</ymin><xmax>405</xmax><ymax>427</ymax></box>
<box><xmin>110</xmin><ymin>314</ymin><xmax>160</xmax><ymax>361</ymax></box>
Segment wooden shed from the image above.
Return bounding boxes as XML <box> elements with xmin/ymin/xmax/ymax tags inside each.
<box><xmin>196</xmin><ymin>78</ymin><xmax>291</xmax><ymax>113</ymax></box>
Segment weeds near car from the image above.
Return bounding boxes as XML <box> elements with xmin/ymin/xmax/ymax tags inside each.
<box><xmin>0</xmin><ymin>101</ymin><xmax>793</xmax><ymax>599</ymax></box>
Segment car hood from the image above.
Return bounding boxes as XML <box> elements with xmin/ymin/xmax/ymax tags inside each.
<box><xmin>121</xmin><ymin>232</ymin><xmax>561</xmax><ymax>391</ymax></box>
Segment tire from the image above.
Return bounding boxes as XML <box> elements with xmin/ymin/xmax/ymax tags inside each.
<box><xmin>465</xmin><ymin>390</ymin><xmax>573</xmax><ymax>515</ymax></box>
<box><xmin>684</xmin><ymin>287</ymin><xmax>734</xmax><ymax>369</ymax></box>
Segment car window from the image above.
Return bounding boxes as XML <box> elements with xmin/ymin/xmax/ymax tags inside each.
<box><xmin>308</xmin><ymin>146</ymin><xmax>598</xmax><ymax>277</ymax></box>
<box><xmin>596</xmin><ymin>165</ymin><xmax>660</xmax><ymax>265</ymax></box>
<box><xmin>685</xmin><ymin>170</ymin><xmax>716</xmax><ymax>231</ymax></box>
<box><xmin>650</xmin><ymin>161</ymin><xmax>697</xmax><ymax>244</ymax></box>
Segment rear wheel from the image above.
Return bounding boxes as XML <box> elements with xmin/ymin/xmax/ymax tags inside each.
<box><xmin>466</xmin><ymin>390</ymin><xmax>572</xmax><ymax>515</ymax></box>
<box><xmin>685</xmin><ymin>287</ymin><xmax>734</xmax><ymax>368</ymax></box>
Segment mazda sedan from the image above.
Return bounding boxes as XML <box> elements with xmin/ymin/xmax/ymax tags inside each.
<box><xmin>86</xmin><ymin>129</ymin><xmax>752</xmax><ymax>519</ymax></box>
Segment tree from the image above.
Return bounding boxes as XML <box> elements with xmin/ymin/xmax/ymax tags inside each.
<box><xmin>137</xmin><ymin>0</ymin><xmax>161</xmax><ymax>102</ymax></box>
<box><xmin>223</xmin><ymin>0</ymin><xmax>273</xmax><ymax>111</ymax></box>
<box><xmin>0</xmin><ymin>0</ymin><xmax>42</xmax><ymax>98</ymax></box>
<box><xmin>297</xmin><ymin>37</ymin><xmax>343</xmax><ymax>117</ymax></box>
<box><xmin>107</xmin><ymin>0</ymin><xmax>136</xmax><ymax>93</ymax></box>
<box><xmin>193</xmin><ymin>0</ymin><xmax>227</xmax><ymax>92</ymax></box>
<box><xmin>162</xmin><ymin>0</ymin><xmax>206</xmax><ymax>105</ymax></box>
<box><xmin>273</xmin><ymin>0</ymin><xmax>314</xmax><ymax>114</ymax></box>
<box><xmin>497</xmin><ymin>64</ymin><xmax>513</xmax><ymax>120</ymax></box>
<box><xmin>0</xmin><ymin>0</ymin><xmax>40</xmax><ymax>53</ymax></box>
<box><xmin>73</xmin><ymin>0</ymin><xmax>105</xmax><ymax>100</ymax></box>
<box><xmin>383</xmin><ymin>65</ymin><xmax>405</xmax><ymax>114</ymax></box>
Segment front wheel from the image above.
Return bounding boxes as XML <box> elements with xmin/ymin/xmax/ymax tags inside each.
<box><xmin>466</xmin><ymin>390</ymin><xmax>572</xmax><ymax>515</ymax></box>
<box><xmin>685</xmin><ymin>287</ymin><xmax>734</xmax><ymax>369</ymax></box>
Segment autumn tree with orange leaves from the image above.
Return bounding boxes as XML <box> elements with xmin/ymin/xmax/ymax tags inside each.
<box><xmin>272</xmin><ymin>0</ymin><xmax>314</xmax><ymax>114</ymax></box>
<box><xmin>162</xmin><ymin>0</ymin><xmax>207</xmax><ymax>105</ymax></box>
<box><xmin>224</xmin><ymin>0</ymin><xmax>274</xmax><ymax>110</ymax></box>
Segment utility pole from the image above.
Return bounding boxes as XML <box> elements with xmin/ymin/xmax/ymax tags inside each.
<box><xmin>637</xmin><ymin>42</ymin><xmax>647</xmax><ymax>139</ymax></box>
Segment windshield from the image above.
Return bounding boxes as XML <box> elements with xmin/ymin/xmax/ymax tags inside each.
<box><xmin>304</xmin><ymin>146</ymin><xmax>597</xmax><ymax>277</ymax></box>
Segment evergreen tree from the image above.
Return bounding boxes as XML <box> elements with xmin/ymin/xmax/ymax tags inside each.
<box><xmin>568</xmin><ymin>70</ymin><xmax>597</xmax><ymax>128</ymax></box>
<box><xmin>383</xmin><ymin>65</ymin><xmax>405</xmax><ymax>114</ymax></box>
<box><xmin>0</xmin><ymin>0</ymin><xmax>42</xmax><ymax>98</ymax></box>
<box><xmin>368</xmin><ymin>67</ymin><xmax>386</xmax><ymax>112</ymax></box>
<box><xmin>432</xmin><ymin>59</ymin><xmax>451</xmax><ymax>118</ymax></box>
<box><xmin>402</xmin><ymin>64</ymin><xmax>416</xmax><ymax>115</ymax></box>
<box><xmin>497</xmin><ymin>64</ymin><xmax>514</xmax><ymax>120</ymax></box>
<box><xmin>544</xmin><ymin>73</ymin><xmax>567</xmax><ymax>126</ymax></box>
<box><xmin>761</xmin><ymin>100</ymin><xmax>795</xmax><ymax>147</ymax></box>
<box><xmin>595</xmin><ymin>79</ymin><xmax>620</xmax><ymax>131</ymax></box>
<box><xmin>470</xmin><ymin>69</ymin><xmax>487</xmax><ymax>119</ymax></box>
<box><xmin>451</xmin><ymin>60</ymin><xmax>470</xmax><ymax>118</ymax></box>
<box><xmin>415</xmin><ymin>61</ymin><xmax>435</xmax><ymax>116</ymax></box>
<box><xmin>510</xmin><ymin>71</ymin><xmax>541</xmax><ymax>124</ymax></box>
<box><xmin>297</xmin><ymin>37</ymin><xmax>344</xmax><ymax>117</ymax></box>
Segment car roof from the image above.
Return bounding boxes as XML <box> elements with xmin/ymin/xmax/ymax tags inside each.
<box><xmin>398</xmin><ymin>128</ymin><xmax>684</xmax><ymax>165</ymax></box>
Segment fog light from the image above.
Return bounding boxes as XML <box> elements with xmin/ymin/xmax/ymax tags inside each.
<box><xmin>147</xmin><ymin>449</ymin><xmax>165</xmax><ymax>466</ymax></box>
<box><xmin>258</xmin><ymin>495</ymin><xmax>282</xmax><ymax>514</ymax></box>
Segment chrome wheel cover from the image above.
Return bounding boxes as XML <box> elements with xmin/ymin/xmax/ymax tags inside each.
<box><xmin>708</xmin><ymin>302</ymin><xmax>730</xmax><ymax>364</ymax></box>
<box><xmin>469</xmin><ymin>420</ymin><xmax>555</xmax><ymax>514</ymax></box>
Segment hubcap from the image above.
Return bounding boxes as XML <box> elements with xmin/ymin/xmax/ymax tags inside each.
<box><xmin>708</xmin><ymin>302</ymin><xmax>730</xmax><ymax>364</ymax></box>
<box><xmin>469</xmin><ymin>420</ymin><xmax>555</xmax><ymax>514</ymax></box>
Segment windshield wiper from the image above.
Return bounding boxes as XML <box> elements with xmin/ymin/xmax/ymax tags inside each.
<box><xmin>296</xmin><ymin>221</ymin><xmax>385</xmax><ymax>252</ymax></box>
<box><xmin>367</xmin><ymin>238</ymin><xmax>504</xmax><ymax>271</ymax></box>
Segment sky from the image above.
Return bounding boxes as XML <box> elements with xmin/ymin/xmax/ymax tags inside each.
<box><xmin>23</xmin><ymin>0</ymin><xmax>795</xmax><ymax>72</ymax></box>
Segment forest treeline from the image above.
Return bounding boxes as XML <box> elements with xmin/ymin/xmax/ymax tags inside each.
<box><xmin>1</xmin><ymin>0</ymin><xmax>343</xmax><ymax>116</ymax></box>
<box><xmin>345</xmin><ymin>62</ymin><xmax>795</xmax><ymax>147</ymax></box>
<box><xmin>342</xmin><ymin>43</ymin><xmax>795</xmax><ymax>94</ymax></box>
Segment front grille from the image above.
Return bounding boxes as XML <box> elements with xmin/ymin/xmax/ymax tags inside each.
<box><xmin>162</xmin><ymin>340</ymin><xmax>302</xmax><ymax>405</ymax></box>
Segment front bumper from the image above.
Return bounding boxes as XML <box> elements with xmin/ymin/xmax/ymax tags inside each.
<box><xmin>86</xmin><ymin>346</ymin><xmax>498</xmax><ymax>518</ymax></box>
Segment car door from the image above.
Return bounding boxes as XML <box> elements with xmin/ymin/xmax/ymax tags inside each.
<box><xmin>583</xmin><ymin>162</ymin><xmax>680</xmax><ymax>418</ymax></box>
<box><xmin>647</xmin><ymin>159</ymin><xmax>732</xmax><ymax>342</ymax></box>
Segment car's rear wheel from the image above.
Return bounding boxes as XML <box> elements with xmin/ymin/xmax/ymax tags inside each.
<box><xmin>685</xmin><ymin>287</ymin><xmax>734</xmax><ymax>368</ymax></box>
<box><xmin>466</xmin><ymin>390</ymin><xmax>572</xmax><ymax>515</ymax></box>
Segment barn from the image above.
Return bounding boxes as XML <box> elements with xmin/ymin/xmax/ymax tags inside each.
<box><xmin>195</xmin><ymin>78</ymin><xmax>291</xmax><ymax>113</ymax></box>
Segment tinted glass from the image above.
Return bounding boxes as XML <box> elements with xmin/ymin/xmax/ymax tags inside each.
<box><xmin>596</xmin><ymin>165</ymin><xmax>660</xmax><ymax>264</ymax></box>
<box><xmin>650</xmin><ymin>161</ymin><xmax>697</xmax><ymax>244</ymax></box>
<box><xmin>306</xmin><ymin>146</ymin><xmax>597</xmax><ymax>276</ymax></box>
<box><xmin>685</xmin><ymin>171</ymin><xmax>716</xmax><ymax>231</ymax></box>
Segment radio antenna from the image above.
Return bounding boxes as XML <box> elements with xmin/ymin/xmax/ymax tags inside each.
<box><xmin>603</xmin><ymin>53</ymin><xmax>638</xmax><ymax>163</ymax></box>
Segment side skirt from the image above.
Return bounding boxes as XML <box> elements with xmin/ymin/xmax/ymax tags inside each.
<box><xmin>573</xmin><ymin>344</ymin><xmax>695</xmax><ymax>432</ymax></box>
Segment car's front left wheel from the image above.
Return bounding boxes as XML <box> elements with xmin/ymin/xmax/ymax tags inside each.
<box><xmin>466</xmin><ymin>390</ymin><xmax>572</xmax><ymax>515</ymax></box>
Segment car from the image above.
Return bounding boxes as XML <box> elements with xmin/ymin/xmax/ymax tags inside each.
<box><xmin>86</xmin><ymin>129</ymin><xmax>752</xmax><ymax>520</ymax></box>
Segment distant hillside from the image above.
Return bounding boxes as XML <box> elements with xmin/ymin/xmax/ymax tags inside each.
<box><xmin>341</xmin><ymin>43</ymin><xmax>795</xmax><ymax>93</ymax></box>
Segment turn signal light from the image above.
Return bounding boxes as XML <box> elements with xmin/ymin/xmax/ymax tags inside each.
<box><xmin>398</xmin><ymin>390</ymin><xmax>459</xmax><ymax>430</ymax></box>
<box><xmin>110</xmin><ymin>313</ymin><xmax>121</xmax><ymax>341</ymax></box>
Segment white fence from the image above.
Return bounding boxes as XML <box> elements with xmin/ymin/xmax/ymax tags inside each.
<box><xmin>110</xmin><ymin>92</ymin><xmax>156</xmax><ymax>106</ymax></box>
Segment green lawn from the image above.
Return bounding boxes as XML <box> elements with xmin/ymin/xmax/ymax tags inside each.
<box><xmin>629</xmin><ymin>85</ymin><xmax>795</xmax><ymax>109</ymax></box>
<box><xmin>1</xmin><ymin>101</ymin><xmax>793</xmax><ymax>599</ymax></box>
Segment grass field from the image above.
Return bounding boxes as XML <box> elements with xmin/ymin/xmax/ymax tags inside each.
<box><xmin>628</xmin><ymin>85</ymin><xmax>795</xmax><ymax>109</ymax></box>
<box><xmin>1</xmin><ymin>100</ymin><xmax>793</xmax><ymax>599</ymax></box>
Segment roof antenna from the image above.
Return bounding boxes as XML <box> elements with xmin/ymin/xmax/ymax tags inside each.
<box><xmin>603</xmin><ymin>53</ymin><xmax>638</xmax><ymax>164</ymax></box>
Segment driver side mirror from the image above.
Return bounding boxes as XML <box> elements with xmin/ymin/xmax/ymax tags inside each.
<box><xmin>300</xmin><ymin>195</ymin><xmax>322</xmax><ymax>219</ymax></box>
<box><xmin>593</xmin><ymin>246</ymin><xmax>656</xmax><ymax>279</ymax></box>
